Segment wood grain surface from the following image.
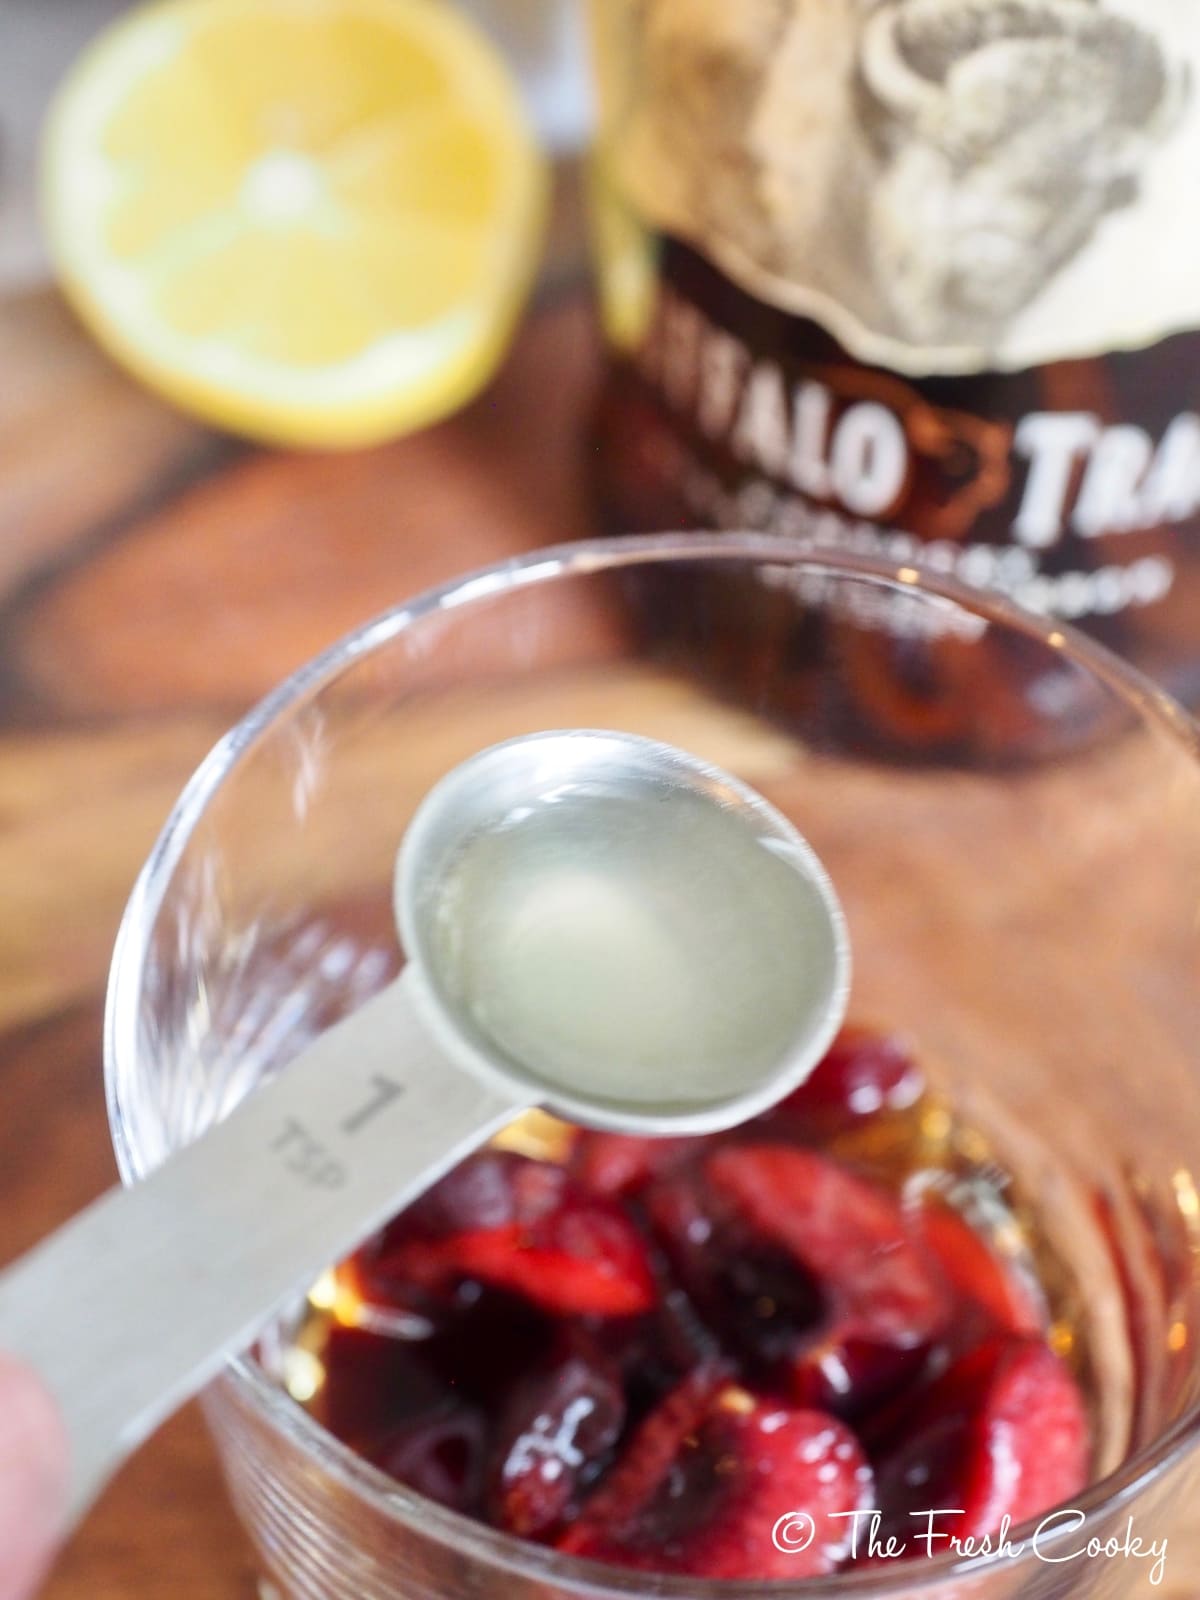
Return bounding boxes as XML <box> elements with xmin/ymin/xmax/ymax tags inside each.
<box><xmin>2</xmin><ymin>282</ymin><xmax>1197</xmax><ymax>1600</ymax></box>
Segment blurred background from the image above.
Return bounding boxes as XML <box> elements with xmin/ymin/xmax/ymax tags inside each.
<box><xmin>0</xmin><ymin>0</ymin><xmax>592</xmax><ymax>289</ymax></box>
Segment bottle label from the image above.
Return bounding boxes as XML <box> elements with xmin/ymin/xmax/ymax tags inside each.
<box><xmin>596</xmin><ymin>0</ymin><xmax>1200</xmax><ymax>375</ymax></box>
<box><xmin>589</xmin><ymin>0</ymin><xmax>1200</xmax><ymax>636</ymax></box>
<box><xmin>619</xmin><ymin>243</ymin><xmax>1194</xmax><ymax>623</ymax></box>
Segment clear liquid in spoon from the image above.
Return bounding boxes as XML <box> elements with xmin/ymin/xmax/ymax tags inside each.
<box><xmin>422</xmin><ymin>779</ymin><xmax>842</xmax><ymax>1116</ymax></box>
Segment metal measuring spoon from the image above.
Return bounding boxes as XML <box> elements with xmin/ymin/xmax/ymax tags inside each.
<box><xmin>0</xmin><ymin>731</ymin><xmax>850</xmax><ymax>1526</ymax></box>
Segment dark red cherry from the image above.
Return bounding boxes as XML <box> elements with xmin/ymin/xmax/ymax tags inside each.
<box><xmin>649</xmin><ymin>1145</ymin><xmax>948</xmax><ymax>1415</ymax></box>
<box><xmin>362</xmin><ymin>1151</ymin><xmax>657</xmax><ymax>1318</ymax></box>
<box><xmin>561</xmin><ymin>1374</ymin><xmax>873</xmax><ymax>1579</ymax></box>
<box><xmin>874</xmin><ymin>1336</ymin><xmax>1089</xmax><ymax>1544</ymax></box>
<box><xmin>907</xmin><ymin>1197</ymin><xmax>1045</xmax><ymax>1338</ymax></box>
<box><xmin>373</xmin><ymin>1400</ymin><xmax>489</xmax><ymax>1514</ymax></box>
<box><xmin>569</xmin><ymin>1132</ymin><xmax>702</xmax><ymax>1198</ymax></box>
<box><xmin>643</xmin><ymin>1167</ymin><xmax>827</xmax><ymax>1377</ymax></box>
<box><xmin>486</xmin><ymin>1351</ymin><xmax>626</xmax><ymax>1539</ymax></box>
<box><xmin>769</xmin><ymin>1026</ymin><xmax>924</xmax><ymax>1127</ymax></box>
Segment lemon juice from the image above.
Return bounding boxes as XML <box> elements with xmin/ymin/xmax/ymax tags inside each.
<box><xmin>423</xmin><ymin>781</ymin><xmax>842</xmax><ymax>1113</ymax></box>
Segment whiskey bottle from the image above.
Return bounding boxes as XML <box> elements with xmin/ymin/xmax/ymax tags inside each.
<box><xmin>587</xmin><ymin>0</ymin><xmax>1200</xmax><ymax>757</ymax></box>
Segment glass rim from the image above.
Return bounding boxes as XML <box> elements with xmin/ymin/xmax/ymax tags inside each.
<box><xmin>104</xmin><ymin>532</ymin><xmax>1200</xmax><ymax>1596</ymax></box>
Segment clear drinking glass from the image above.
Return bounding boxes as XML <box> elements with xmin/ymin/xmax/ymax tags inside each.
<box><xmin>104</xmin><ymin>536</ymin><xmax>1200</xmax><ymax>1599</ymax></box>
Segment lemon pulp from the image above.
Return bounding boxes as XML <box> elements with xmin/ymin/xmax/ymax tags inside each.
<box><xmin>42</xmin><ymin>0</ymin><xmax>547</xmax><ymax>446</ymax></box>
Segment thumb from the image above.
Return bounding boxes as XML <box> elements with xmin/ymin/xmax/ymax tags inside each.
<box><xmin>0</xmin><ymin>1358</ymin><xmax>70</xmax><ymax>1600</ymax></box>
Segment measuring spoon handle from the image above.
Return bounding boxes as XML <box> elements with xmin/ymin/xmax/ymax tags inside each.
<box><xmin>0</xmin><ymin>971</ymin><xmax>523</xmax><ymax>1527</ymax></box>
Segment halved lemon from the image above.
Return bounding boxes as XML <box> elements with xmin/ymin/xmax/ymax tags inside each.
<box><xmin>42</xmin><ymin>0</ymin><xmax>547</xmax><ymax>447</ymax></box>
